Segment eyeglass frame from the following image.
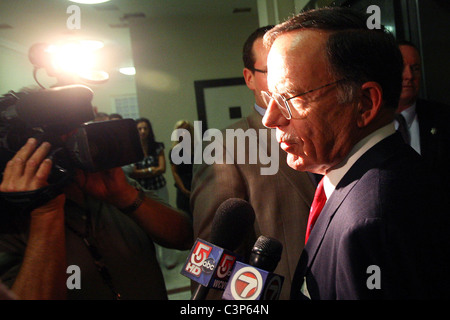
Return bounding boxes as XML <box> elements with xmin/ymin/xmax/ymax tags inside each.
<box><xmin>261</xmin><ymin>79</ymin><xmax>345</xmax><ymax>119</ymax></box>
<box><xmin>249</xmin><ymin>67</ymin><xmax>267</xmax><ymax>74</ymax></box>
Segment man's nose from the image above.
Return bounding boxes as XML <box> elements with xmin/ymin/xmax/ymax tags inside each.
<box><xmin>262</xmin><ymin>99</ymin><xmax>289</xmax><ymax>128</ymax></box>
<box><xmin>403</xmin><ymin>65</ymin><xmax>414</xmax><ymax>80</ymax></box>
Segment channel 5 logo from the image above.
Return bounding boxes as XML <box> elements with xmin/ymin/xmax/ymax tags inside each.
<box><xmin>216</xmin><ymin>253</ymin><xmax>236</xmax><ymax>279</ymax></box>
<box><xmin>184</xmin><ymin>241</ymin><xmax>213</xmax><ymax>277</ymax></box>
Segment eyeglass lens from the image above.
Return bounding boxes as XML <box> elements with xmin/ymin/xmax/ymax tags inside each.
<box><xmin>261</xmin><ymin>91</ymin><xmax>291</xmax><ymax>119</ymax></box>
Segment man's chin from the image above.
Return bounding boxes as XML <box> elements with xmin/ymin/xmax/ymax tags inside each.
<box><xmin>286</xmin><ymin>153</ymin><xmax>307</xmax><ymax>172</ymax></box>
<box><xmin>286</xmin><ymin>153</ymin><xmax>326</xmax><ymax>174</ymax></box>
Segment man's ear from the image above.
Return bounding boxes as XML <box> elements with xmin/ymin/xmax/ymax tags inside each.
<box><xmin>243</xmin><ymin>68</ymin><xmax>255</xmax><ymax>90</ymax></box>
<box><xmin>356</xmin><ymin>81</ymin><xmax>383</xmax><ymax>127</ymax></box>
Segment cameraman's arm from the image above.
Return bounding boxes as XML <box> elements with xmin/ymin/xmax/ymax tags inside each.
<box><xmin>126</xmin><ymin>191</ymin><xmax>193</xmax><ymax>250</ymax></box>
<box><xmin>77</xmin><ymin>168</ymin><xmax>193</xmax><ymax>250</ymax></box>
<box><xmin>0</xmin><ymin>139</ymin><xmax>67</xmax><ymax>299</ymax></box>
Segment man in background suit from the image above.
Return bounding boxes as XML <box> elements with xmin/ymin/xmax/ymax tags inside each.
<box><xmin>190</xmin><ymin>26</ymin><xmax>316</xmax><ymax>299</ymax></box>
<box><xmin>262</xmin><ymin>7</ymin><xmax>450</xmax><ymax>299</ymax></box>
<box><xmin>396</xmin><ymin>41</ymin><xmax>450</xmax><ymax>191</ymax></box>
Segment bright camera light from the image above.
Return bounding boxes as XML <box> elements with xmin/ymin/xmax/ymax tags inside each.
<box><xmin>79</xmin><ymin>40</ymin><xmax>104</xmax><ymax>51</ymax></box>
<box><xmin>48</xmin><ymin>43</ymin><xmax>95</xmax><ymax>74</ymax></box>
<box><xmin>42</xmin><ymin>40</ymin><xmax>108</xmax><ymax>84</ymax></box>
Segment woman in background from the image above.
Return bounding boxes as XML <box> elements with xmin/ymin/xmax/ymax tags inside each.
<box><xmin>123</xmin><ymin>118</ymin><xmax>177</xmax><ymax>269</ymax></box>
<box><xmin>126</xmin><ymin>118</ymin><xmax>169</xmax><ymax>203</ymax></box>
<box><xmin>170</xmin><ymin>120</ymin><xmax>194</xmax><ymax>218</ymax></box>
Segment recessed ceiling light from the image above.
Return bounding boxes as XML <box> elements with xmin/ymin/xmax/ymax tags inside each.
<box><xmin>69</xmin><ymin>0</ymin><xmax>111</xmax><ymax>4</ymax></box>
<box><xmin>119</xmin><ymin>67</ymin><xmax>136</xmax><ymax>76</ymax></box>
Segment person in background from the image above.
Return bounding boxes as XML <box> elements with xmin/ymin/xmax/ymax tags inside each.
<box><xmin>190</xmin><ymin>26</ymin><xmax>316</xmax><ymax>299</ymax></box>
<box><xmin>94</xmin><ymin>112</ymin><xmax>109</xmax><ymax>122</ymax></box>
<box><xmin>124</xmin><ymin>118</ymin><xmax>169</xmax><ymax>202</ymax></box>
<box><xmin>109</xmin><ymin>113</ymin><xmax>123</xmax><ymax>120</ymax></box>
<box><xmin>395</xmin><ymin>40</ymin><xmax>450</xmax><ymax>192</ymax></box>
<box><xmin>170</xmin><ymin>120</ymin><xmax>194</xmax><ymax>218</ymax></box>
<box><xmin>123</xmin><ymin>118</ymin><xmax>177</xmax><ymax>269</ymax></box>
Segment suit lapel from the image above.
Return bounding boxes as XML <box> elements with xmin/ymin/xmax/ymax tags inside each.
<box><xmin>301</xmin><ymin>133</ymin><xmax>405</xmax><ymax>272</ymax></box>
<box><xmin>302</xmin><ymin>175</ymin><xmax>359</xmax><ymax>271</ymax></box>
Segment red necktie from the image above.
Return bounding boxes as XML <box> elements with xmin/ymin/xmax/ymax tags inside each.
<box><xmin>305</xmin><ymin>178</ymin><xmax>327</xmax><ymax>244</ymax></box>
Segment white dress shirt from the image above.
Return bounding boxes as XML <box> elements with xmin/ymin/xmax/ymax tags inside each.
<box><xmin>395</xmin><ymin>103</ymin><xmax>421</xmax><ymax>154</ymax></box>
<box><xmin>323</xmin><ymin>123</ymin><xmax>396</xmax><ymax>200</ymax></box>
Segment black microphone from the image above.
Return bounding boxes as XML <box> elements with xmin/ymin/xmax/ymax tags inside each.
<box><xmin>1</xmin><ymin>85</ymin><xmax>94</xmax><ymax>131</ymax></box>
<box><xmin>222</xmin><ymin>236</ymin><xmax>284</xmax><ymax>300</ymax></box>
<box><xmin>249</xmin><ymin>235</ymin><xmax>282</xmax><ymax>272</ymax></box>
<box><xmin>180</xmin><ymin>198</ymin><xmax>255</xmax><ymax>300</ymax></box>
<box><xmin>209</xmin><ymin>198</ymin><xmax>256</xmax><ymax>250</ymax></box>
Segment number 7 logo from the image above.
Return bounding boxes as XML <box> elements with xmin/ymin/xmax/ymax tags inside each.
<box><xmin>230</xmin><ymin>267</ymin><xmax>263</xmax><ymax>300</ymax></box>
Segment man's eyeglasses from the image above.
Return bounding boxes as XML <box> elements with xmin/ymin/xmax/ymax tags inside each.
<box><xmin>250</xmin><ymin>68</ymin><xmax>267</xmax><ymax>74</ymax></box>
<box><xmin>261</xmin><ymin>79</ymin><xmax>344</xmax><ymax>119</ymax></box>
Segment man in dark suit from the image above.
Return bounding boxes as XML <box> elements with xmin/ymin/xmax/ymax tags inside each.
<box><xmin>396</xmin><ymin>41</ymin><xmax>450</xmax><ymax>191</ymax></box>
<box><xmin>261</xmin><ymin>7</ymin><xmax>450</xmax><ymax>299</ymax></box>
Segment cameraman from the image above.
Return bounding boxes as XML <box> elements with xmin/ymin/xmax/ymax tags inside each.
<box><xmin>0</xmin><ymin>138</ymin><xmax>193</xmax><ymax>299</ymax></box>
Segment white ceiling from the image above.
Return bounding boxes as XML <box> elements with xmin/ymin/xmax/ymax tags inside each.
<box><xmin>0</xmin><ymin>0</ymin><xmax>258</xmax><ymax>75</ymax></box>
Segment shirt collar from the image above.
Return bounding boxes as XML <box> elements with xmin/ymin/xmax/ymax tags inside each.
<box><xmin>400</xmin><ymin>102</ymin><xmax>416</xmax><ymax>128</ymax></box>
<box><xmin>323</xmin><ymin>123</ymin><xmax>396</xmax><ymax>199</ymax></box>
<box><xmin>254</xmin><ymin>103</ymin><xmax>266</xmax><ymax>116</ymax></box>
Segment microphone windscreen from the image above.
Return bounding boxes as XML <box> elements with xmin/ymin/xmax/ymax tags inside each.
<box><xmin>250</xmin><ymin>236</ymin><xmax>283</xmax><ymax>272</ymax></box>
<box><xmin>209</xmin><ymin>198</ymin><xmax>255</xmax><ymax>251</ymax></box>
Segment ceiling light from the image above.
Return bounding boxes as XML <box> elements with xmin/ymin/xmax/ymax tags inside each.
<box><xmin>69</xmin><ymin>0</ymin><xmax>111</xmax><ymax>4</ymax></box>
<box><xmin>119</xmin><ymin>67</ymin><xmax>136</xmax><ymax>76</ymax></box>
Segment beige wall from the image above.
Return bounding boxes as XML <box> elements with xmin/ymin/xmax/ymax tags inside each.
<box><xmin>0</xmin><ymin>44</ymin><xmax>36</xmax><ymax>93</ymax></box>
<box><xmin>129</xmin><ymin>15</ymin><xmax>259</xmax><ymax>206</ymax></box>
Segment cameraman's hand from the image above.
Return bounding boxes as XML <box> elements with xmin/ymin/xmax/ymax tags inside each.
<box><xmin>0</xmin><ymin>138</ymin><xmax>67</xmax><ymax>300</ymax></box>
<box><xmin>0</xmin><ymin>138</ymin><xmax>53</xmax><ymax>192</ymax></box>
<box><xmin>74</xmin><ymin>167</ymin><xmax>138</xmax><ymax>208</ymax></box>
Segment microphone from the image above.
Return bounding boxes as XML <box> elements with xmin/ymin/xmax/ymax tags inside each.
<box><xmin>180</xmin><ymin>198</ymin><xmax>256</xmax><ymax>300</ymax></box>
<box><xmin>222</xmin><ymin>236</ymin><xmax>284</xmax><ymax>300</ymax></box>
<box><xmin>249</xmin><ymin>235</ymin><xmax>282</xmax><ymax>272</ymax></box>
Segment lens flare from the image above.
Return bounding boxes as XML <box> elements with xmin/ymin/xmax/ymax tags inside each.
<box><xmin>42</xmin><ymin>40</ymin><xmax>108</xmax><ymax>83</ymax></box>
